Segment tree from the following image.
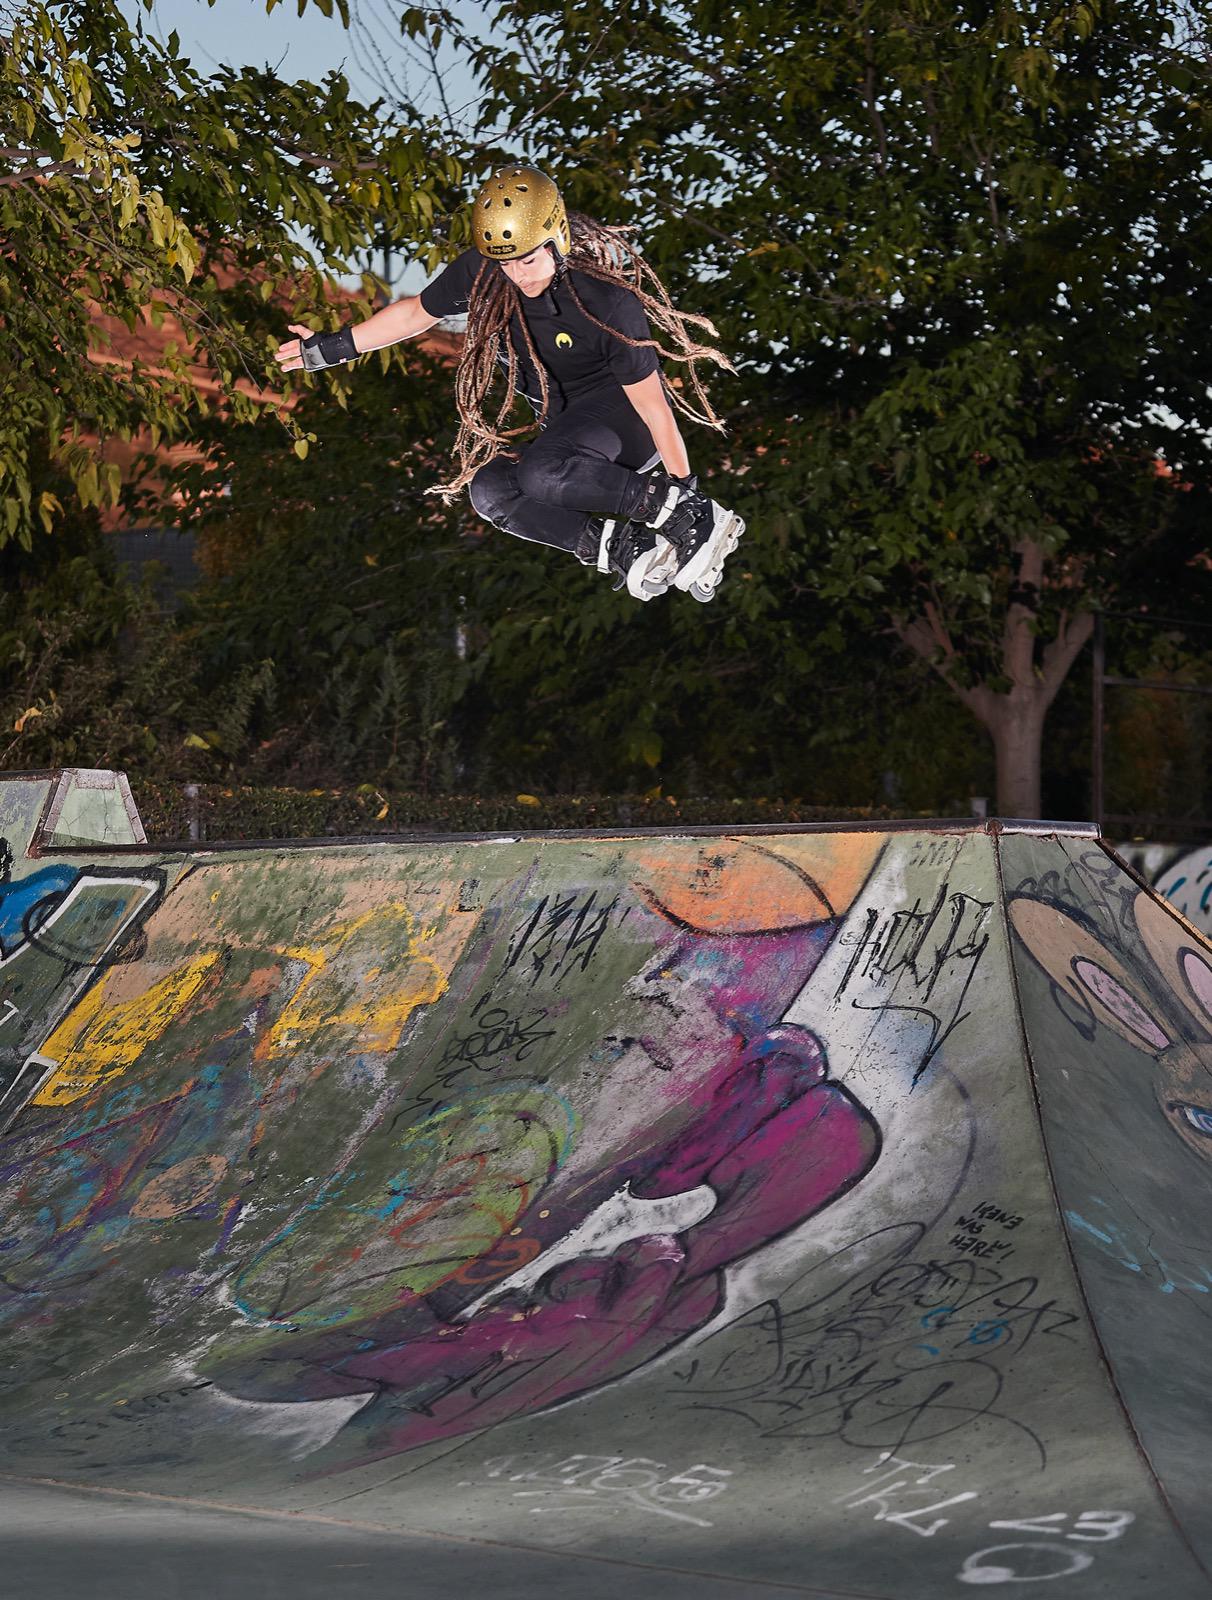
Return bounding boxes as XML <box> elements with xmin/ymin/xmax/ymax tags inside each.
<box><xmin>153</xmin><ymin>341</ymin><xmax>987</xmax><ymax>806</ymax></box>
<box><xmin>0</xmin><ymin>1</ymin><xmax>985</xmax><ymax>805</ymax></box>
<box><xmin>415</xmin><ymin>0</ymin><xmax>1212</xmax><ymax>814</ymax></box>
<box><xmin>0</xmin><ymin>0</ymin><xmax>461</xmax><ymax>547</ymax></box>
<box><xmin>170</xmin><ymin>339</ymin><xmax>471</xmax><ymax>788</ymax></box>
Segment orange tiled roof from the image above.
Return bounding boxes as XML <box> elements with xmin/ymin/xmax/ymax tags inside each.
<box><xmin>86</xmin><ymin>275</ymin><xmax>461</xmax><ymax>528</ymax></box>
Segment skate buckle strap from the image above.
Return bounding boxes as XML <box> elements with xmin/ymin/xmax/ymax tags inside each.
<box><xmin>596</xmin><ymin>518</ymin><xmax>616</xmax><ymax>574</ymax></box>
<box><xmin>648</xmin><ymin>485</ymin><xmax>681</xmax><ymax>530</ymax></box>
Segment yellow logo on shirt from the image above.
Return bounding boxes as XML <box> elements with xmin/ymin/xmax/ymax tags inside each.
<box><xmin>555</xmin><ymin>332</ymin><xmax>573</xmax><ymax>349</ymax></box>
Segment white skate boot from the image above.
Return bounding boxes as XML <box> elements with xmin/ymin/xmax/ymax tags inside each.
<box><xmin>635</xmin><ymin>475</ymin><xmax>746</xmax><ymax>602</ymax></box>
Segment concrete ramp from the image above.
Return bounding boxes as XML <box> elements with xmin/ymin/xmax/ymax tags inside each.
<box><xmin>0</xmin><ymin>783</ymin><xmax>1210</xmax><ymax>1598</ymax></box>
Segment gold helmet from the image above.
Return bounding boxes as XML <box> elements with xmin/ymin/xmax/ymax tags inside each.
<box><xmin>471</xmin><ymin>165</ymin><xmax>571</xmax><ymax>260</ymax></box>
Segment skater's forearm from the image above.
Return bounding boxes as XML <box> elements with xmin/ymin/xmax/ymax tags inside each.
<box><xmin>622</xmin><ymin>373</ymin><xmax>691</xmax><ymax>479</ymax></box>
<box><xmin>349</xmin><ymin>295</ymin><xmax>440</xmax><ymax>352</ymax></box>
<box><xmin>275</xmin><ymin>295</ymin><xmax>439</xmax><ymax>372</ymax></box>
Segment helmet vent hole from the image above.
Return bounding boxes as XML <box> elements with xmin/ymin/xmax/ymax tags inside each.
<box><xmin>482</xmin><ymin>199</ymin><xmax>491</xmax><ymax>209</ymax></box>
<box><xmin>503</xmin><ymin>229</ymin><xmax>512</xmax><ymax>238</ymax></box>
<box><xmin>484</xmin><ymin>231</ymin><xmax>492</xmax><ymax>239</ymax></box>
<box><xmin>517</xmin><ymin>184</ymin><xmax>528</xmax><ymax>191</ymax></box>
<box><xmin>503</xmin><ymin>198</ymin><xmax>511</xmax><ymax>206</ymax></box>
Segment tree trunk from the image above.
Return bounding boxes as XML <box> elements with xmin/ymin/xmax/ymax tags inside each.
<box><xmin>895</xmin><ymin>538</ymin><xmax>1095</xmax><ymax>822</ymax></box>
<box><xmin>977</xmin><ymin>689</ymin><xmax>1049</xmax><ymax>817</ymax></box>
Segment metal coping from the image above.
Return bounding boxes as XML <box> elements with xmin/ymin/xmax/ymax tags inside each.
<box><xmin>33</xmin><ymin>815</ymin><xmax>1102</xmax><ymax>856</ymax></box>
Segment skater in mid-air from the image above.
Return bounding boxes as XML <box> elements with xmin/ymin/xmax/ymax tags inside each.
<box><xmin>275</xmin><ymin>165</ymin><xmax>745</xmax><ymax>602</ymax></box>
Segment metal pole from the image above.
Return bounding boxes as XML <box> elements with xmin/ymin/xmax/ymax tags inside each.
<box><xmin>1091</xmin><ymin>613</ymin><xmax>1105</xmax><ymax>832</ymax></box>
<box><xmin>184</xmin><ymin>783</ymin><xmax>201</xmax><ymax>844</ymax></box>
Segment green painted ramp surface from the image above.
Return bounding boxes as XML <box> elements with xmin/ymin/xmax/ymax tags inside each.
<box><xmin>0</xmin><ymin>787</ymin><xmax>1209</xmax><ymax>1597</ymax></box>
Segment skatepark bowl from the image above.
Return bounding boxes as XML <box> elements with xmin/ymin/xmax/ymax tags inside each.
<box><xmin>1</xmin><ymin>768</ymin><xmax>1211</xmax><ymax>1600</ymax></box>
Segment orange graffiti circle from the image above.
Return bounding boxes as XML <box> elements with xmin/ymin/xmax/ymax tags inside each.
<box><xmin>449</xmin><ymin>1235</ymin><xmax>543</xmax><ymax>1287</ymax></box>
<box><xmin>131</xmin><ymin>1154</ymin><xmax>229</xmax><ymax>1221</ymax></box>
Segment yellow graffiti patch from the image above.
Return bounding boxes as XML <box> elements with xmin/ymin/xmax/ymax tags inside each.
<box><xmin>32</xmin><ymin>953</ymin><xmax>222</xmax><ymax>1107</ymax></box>
<box><xmin>264</xmin><ymin>902</ymin><xmax>447</xmax><ymax>1057</ymax></box>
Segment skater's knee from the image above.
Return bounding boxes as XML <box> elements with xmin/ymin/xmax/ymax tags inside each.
<box><xmin>468</xmin><ymin>459</ymin><xmax>515</xmax><ymax>525</ymax></box>
<box><xmin>515</xmin><ymin>447</ymin><xmax>569</xmax><ymax>503</ymax></box>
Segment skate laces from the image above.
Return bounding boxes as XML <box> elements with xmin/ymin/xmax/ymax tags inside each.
<box><xmin>597</xmin><ymin>518</ymin><xmax>669</xmax><ymax>593</ymax></box>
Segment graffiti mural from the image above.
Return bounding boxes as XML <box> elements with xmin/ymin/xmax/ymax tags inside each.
<box><xmin>1156</xmin><ymin>842</ymin><xmax>1212</xmax><ymax>939</ymax></box>
<box><xmin>3</xmin><ymin>815</ymin><xmax>1211</xmax><ymax>1597</ymax></box>
<box><xmin>0</xmin><ymin>840</ymin><xmax>163</xmax><ymax>1118</ymax></box>
<box><xmin>999</xmin><ymin>831</ymin><xmax>1212</xmax><ymax>1594</ymax></box>
<box><xmin>1007</xmin><ymin>841</ymin><xmax>1212</xmax><ymax>1165</ymax></box>
<box><xmin>0</xmin><ymin>835</ymin><xmax>887</xmax><ymax>1474</ymax></box>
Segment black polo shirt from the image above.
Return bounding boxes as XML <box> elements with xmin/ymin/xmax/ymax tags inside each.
<box><xmin>419</xmin><ymin>248</ymin><xmax>661</xmax><ymax>412</ymax></box>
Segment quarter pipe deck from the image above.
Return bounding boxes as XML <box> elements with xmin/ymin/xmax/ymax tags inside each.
<box><xmin>1</xmin><ymin>772</ymin><xmax>1210</xmax><ymax>1598</ymax></box>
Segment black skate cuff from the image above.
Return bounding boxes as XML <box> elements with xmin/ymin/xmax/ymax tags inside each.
<box><xmin>623</xmin><ymin>472</ymin><xmax>674</xmax><ymax>523</ymax></box>
<box><xmin>574</xmin><ymin>524</ymin><xmax>602</xmax><ymax>566</ymax></box>
<box><xmin>300</xmin><ymin>325</ymin><xmax>359</xmax><ymax>372</ymax></box>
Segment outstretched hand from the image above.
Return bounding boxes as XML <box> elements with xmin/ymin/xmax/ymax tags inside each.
<box><xmin>274</xmin><ymin>324</ymin><xmax>315</xmax><ymax>373</ymax></box>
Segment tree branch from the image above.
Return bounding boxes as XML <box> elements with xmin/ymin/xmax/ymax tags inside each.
<box><xmin>921</xmin><ymin>81</ymin><xmax>942</xmax><ymax>158</ymax></box>
<box><xmin>1039</xmin><ymin>609</ymin><xmax>1095</xmax><ymax>708</ymax></box>
<box><xmin>0</xmin><ymin>160</ymin><xmax>83</xmax><ymax>186</ymax></box>
<box><xmin>863</xmin><ymin>30</ymin><xmax>889</xmax><ymax>172</ymax></box>
<box><xmin>894</xmin><ymin>604</ymin><xmax>987</xmax><ymax>720</ymax></box>
<box><xmin>499</xmin><ymin>23</ymin><xmax>622</xmax><ymax>142</ymax></box>
<box><xmin>969</xmin><ymin>136</ymin><xmax>1001</xmax><ymax>231</ymax></box>
<box><xmin>1003</xmin><ymin>537</ymin><xmax>1043</xmax><ymax>687</ymax></box>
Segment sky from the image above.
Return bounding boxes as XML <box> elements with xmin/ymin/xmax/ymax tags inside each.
<box><xmin>127</xmin><ymin>0</ymin><xmax>481</xmax><ymax>115</ymax></box>
<box><xmin>131</xmin><ymin>0</ymin><xmax>369</xmax><ymax>88</ymax></box>
<box><xmin>122</xmin><ymin>0</ymin><xmax>486</xmax><ymax>291</ymax></box>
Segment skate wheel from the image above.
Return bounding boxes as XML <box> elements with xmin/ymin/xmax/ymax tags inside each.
<box><xmin>689</xmin><ymin>581</ymin><xmax>716</xmax><ymax>602</ymax></box>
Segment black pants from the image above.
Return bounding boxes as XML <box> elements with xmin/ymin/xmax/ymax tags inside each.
<box><xmin>468</xmin><ymin>389</ymin><xmax>660</xmax><ymax>558</ymax></box>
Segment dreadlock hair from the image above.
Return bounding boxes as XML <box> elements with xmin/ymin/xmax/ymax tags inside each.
<box><xmin>431</xmin><ymin>212</ymin><xmax>734</xmax><ymax>501</ymax></box>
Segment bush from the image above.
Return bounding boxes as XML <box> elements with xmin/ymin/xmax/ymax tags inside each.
<box><xmin>131</xmin><ymin>779</ymin><xmax>913</xmax><ymax>842</ymax></box>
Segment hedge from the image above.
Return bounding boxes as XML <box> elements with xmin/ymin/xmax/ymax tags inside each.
<box><xmin>130</xmin><ymin>780</ymin><xmax>919</xmax><ymax>843</ymax></box>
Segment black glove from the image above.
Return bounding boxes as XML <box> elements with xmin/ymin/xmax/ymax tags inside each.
<box><xmin>300</xmin><ymin>326</ymin><xmax>359</xmax><ymax>372</ymax></box>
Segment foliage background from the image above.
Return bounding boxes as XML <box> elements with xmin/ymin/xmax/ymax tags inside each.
<box><xmin>2</xmin><ymin>0</ymin><xmax>1211</xmax><ymax>829</ymax></box>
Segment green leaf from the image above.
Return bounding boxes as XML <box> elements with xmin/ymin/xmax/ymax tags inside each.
<box><xmin>638</xmin><ymin>732</ymin><xmax>662</xmax><ymax>768</ymax></box>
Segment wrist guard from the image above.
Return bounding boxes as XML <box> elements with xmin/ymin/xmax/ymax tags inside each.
<box><xmin>300</xmin><ymin>326</ymin><xmax>359</xmax><ymax>372</ymax></box>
